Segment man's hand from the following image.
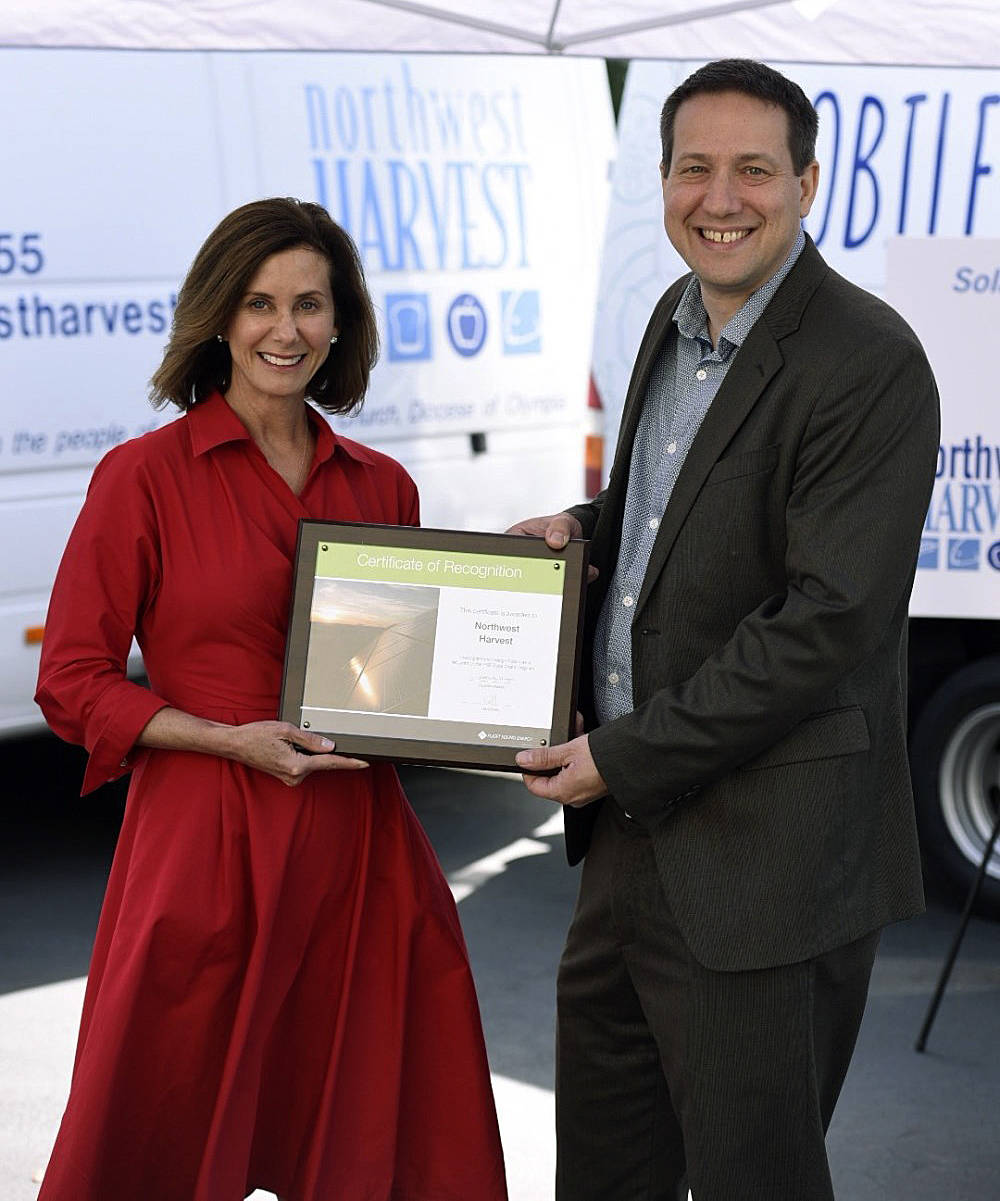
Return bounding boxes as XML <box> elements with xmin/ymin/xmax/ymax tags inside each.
<box><xmin>506</xmin><ymin>512</ymin><xmax>598</xmax><ymax>581</ymax></box>
<box><xmin>516</xmin><ymin>734</ymin><xmax>607</xmax><ymax>808</ymax></box>
<box><xmin>506</xmin><ymin>512</ymin><xmax>582</xmax><ymax>549</ymax></box>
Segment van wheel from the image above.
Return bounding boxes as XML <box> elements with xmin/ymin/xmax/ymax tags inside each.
<box><xmin>910</xmin><ymin>657</ymin><xmax>1000</xmax><ymax>918</ymax></box>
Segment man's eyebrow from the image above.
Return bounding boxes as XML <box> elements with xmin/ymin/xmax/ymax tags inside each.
<box><xmin>672</xmin><ymin>150</ymin><xmax>781</xmax><ymax>163</ymax></box>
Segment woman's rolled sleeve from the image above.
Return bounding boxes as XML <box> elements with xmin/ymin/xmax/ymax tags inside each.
<box><xmin>38</xmin><ymin>673</ymin><xmax>168</xmax><ymax>794</ymax></box>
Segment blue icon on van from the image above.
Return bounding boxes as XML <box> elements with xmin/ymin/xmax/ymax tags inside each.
<box><xmin>447</xmin><ymin>294</ymin><xmax>487</xmax><ymax>357</ymax></box>
<box><xmin>947</xmin><ymin>538</ymin><xmax>980</xmax><ymax>570</ymax></box>
<box><xmin>386</xmin><ymin>293</ymin><xmax>431</xmax><ymax>361</ymax></box>
<box><xmin>501</xmin><ymin>290</ymin><xmax>541</xmax><ymax>355</ymax></box>
<box><xmin>917</xmin><ymin>538</ymin><xmax>939</xmax><ymax>570</ymax></box>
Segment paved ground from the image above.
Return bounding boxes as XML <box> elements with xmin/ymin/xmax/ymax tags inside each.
<box><xmin>1</xmin><ymin>736</ymin><xmax>998</xmax><ymax>1199</ymax></box>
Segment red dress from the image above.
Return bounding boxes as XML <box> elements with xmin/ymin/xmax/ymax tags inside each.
<box><xmin>35</xmin><ymin>393</ymin><xmax>507</xmax><ymax>1201</ymax></box>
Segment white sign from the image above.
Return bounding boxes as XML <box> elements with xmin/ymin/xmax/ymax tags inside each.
<box><xmin>886</xmin><ymin>238</ymin><xmax>1000</xmax><ymax>619</ymax></box>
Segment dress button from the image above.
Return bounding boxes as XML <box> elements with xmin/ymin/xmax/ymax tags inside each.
<box><xmin>608</xmin><ymin>671</ymin><xmax>620</xmax><ymax>685</ymax></box>
<box><xmin>649</xmin><ymin>517</ymin><xmax>659</xmax><ymax>530</ymax></box>
<box><xmin>623</xmin><ymin>595</ymin><xmax>634</xmax><ymax>607</ymax></box>
<box><xmin>696</xmin><ymin>368</ymin><xmax>708</xmax><ymax>380</ymax></box>
<box><xmin>667</xmin><ymin>441</ymin><xmax>677</xmax><ymax>455</ymax></box>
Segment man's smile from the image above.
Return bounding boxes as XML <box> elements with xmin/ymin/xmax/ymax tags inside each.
<box><xmin>699</xmin><ymin>228</ymin><xmax>752</xmax><ymax>244</ymax></box>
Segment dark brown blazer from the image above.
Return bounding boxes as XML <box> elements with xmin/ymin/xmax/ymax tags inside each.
<box><xmin>566</xmin><ymin>236</ymin><xmax>940</xmax><ymax>972</ymax></box>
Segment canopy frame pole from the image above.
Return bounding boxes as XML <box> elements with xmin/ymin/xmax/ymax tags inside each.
<box><xmin>355</xmin><ymin>0</ymin><xmax>551</xmax><ymax>48</ymax></box>
<box><xmin>556</xmin><ymin>0</ymin><xmax>793</xmax><ymax>51</ymax></box>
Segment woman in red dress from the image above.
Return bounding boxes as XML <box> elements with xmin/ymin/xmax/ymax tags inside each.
<box><xmin>35</xmin><ymin>198</ymin><xmax>507</xmax><ymax>1201</ymax></box>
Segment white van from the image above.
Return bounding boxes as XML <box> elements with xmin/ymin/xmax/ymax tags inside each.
<box><xmin>0</xmin><ymin>48</ymin><xmax>614</xmax><ymax>736</ymax></box>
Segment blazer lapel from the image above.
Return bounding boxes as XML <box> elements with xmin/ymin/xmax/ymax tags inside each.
<box><xmin>635</xmin><ymin>331</ymin><xmax>783</xmax><ymax>613</ymax></box>
<box><xmin>594</xmin><ymin>283</ymin><xmax>688</xmax><ymax>576</ymax></box>
<box><xmin>607</xmin><ymin>288</ymin><xmax>684</xmax><ymax>489</ymax></box>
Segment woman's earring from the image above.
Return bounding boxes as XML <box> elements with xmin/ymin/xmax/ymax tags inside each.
<box><xmin>330</xmin><ymin>335</ymin><xmax>338</xmax><ymax>344</ymax></box>
<box><xmin>216</xmin><ymin>334</ymin><xmax>224</xmax><ymax>343</ymax></box>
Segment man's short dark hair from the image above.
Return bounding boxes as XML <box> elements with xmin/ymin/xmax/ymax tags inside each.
<box><xmin>660</xmin><ymin>58</ymin><xmax>818</xmax><ymax>175</ymax></box>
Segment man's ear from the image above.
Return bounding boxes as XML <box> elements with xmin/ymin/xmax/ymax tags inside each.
<box><xmin>799</xmin><ymin>160</ymin><xmax>820</xmax><ymax>219</ymax></box>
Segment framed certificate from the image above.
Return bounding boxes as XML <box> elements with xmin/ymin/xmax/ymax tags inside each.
<box><xmin>279</xmin><ymin>521</ymin><xmax>589</xmax><ymax>770</ymax></box>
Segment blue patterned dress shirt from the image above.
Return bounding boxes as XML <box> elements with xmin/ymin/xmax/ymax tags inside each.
<box><xmin>593</xmin><ymin>229</ymin><xmax>806</xmax><ymax>726</ymax></box>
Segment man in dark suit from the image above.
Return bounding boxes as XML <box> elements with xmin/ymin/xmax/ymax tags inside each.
<box><xmin>511</xmin><ymin>59</ymin><xmax>940</xmax><ymax>1200</ymax></box>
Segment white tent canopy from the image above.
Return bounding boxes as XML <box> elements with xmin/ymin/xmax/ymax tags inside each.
<box><xmin>0</xmin><ymin>0</ymin><xmax>998</xmax><ymax>66</ymax></box>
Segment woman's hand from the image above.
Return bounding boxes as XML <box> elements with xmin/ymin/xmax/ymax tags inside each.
<box><xmin>136</xmin><ymin>709</ymin><xmax>368</xmax><ymax>786</ymax></box>
<box><xmin>222</xmin><ymin>721</ymin><xmax>369</xmax><ymax>786</ymax></box>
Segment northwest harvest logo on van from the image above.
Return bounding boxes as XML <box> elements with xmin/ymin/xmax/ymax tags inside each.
<box><xmin>920</xmin><ymin>434</ymin><xmax>1000</xmax><ymax>573</ymax></box>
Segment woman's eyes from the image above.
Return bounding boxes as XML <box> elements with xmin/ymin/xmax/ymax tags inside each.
<box><xmin>245</xmin><ymin>297</ymin><xmax>323</xmax><ymax>312</ymax></box>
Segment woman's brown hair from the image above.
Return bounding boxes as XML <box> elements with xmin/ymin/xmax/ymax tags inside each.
<box><xmin>150</xmin><ymin>198</ymin><xmax>378</xmax><ymax>413</ymax></box>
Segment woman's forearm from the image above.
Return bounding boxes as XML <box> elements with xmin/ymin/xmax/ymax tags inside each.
<box><xmin>135</xmin><ymin>706</ymin><xmax>241</xmax><ymax>758</ymax></box>
<box><xmin>133</xmin><ymin>707</ymin><xmax>367</xmax><ymax>786</ymax></box>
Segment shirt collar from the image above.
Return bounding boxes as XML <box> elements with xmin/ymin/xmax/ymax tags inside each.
<box><xmin>673</xmin><ymin>226</ymin><xmax>807</xmax><ymax>355</ymax></box>
<box><xmin>186</xmin><ymin>391</ymin><xmax>377</xmax><ymax>466</ymax></box>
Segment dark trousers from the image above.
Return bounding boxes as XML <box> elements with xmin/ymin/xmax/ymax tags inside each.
<box><xmin>555</xmin><ymin>802</ymin><xmax>879</xmax><ymax>1201</ymax></box>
